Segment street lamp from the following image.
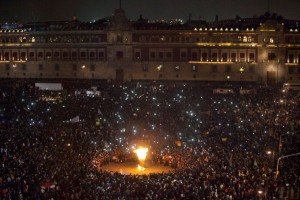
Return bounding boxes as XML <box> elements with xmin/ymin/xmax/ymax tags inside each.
<box><xmin>239</xmin><ymin>67</ymin><xmax>244</xmax><ymax>81</ymax></box>
<box><xmin>276</xmin><ymin>152</ymin><xmax>300</xmax><ymax>179</ymax></box>
<box><xmin>279</xmin><ymin>130</ymin><xmax>300</xmax><ymax>154</ymax></box>
<box><xmin>239</xmin><ymin>67</ymin><xmax>245</xmax><ymax>73</ymax></box>
<box><xmin>266</xmin><ymin>150</ymin><xmax>275</xmax><ymax>170</ymax></box>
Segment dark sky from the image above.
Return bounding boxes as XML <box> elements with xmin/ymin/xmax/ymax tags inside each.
<box><xmin>0</xmin><ymin>0</ymin><xmax>300</xmax><ymax>23</ymax></box>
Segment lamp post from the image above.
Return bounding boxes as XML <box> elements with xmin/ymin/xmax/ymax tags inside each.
<box><xmin>279</xmin><ymin>130</ymin><xmax>300</xmax><ymax>154</ymax></box>
<box><xmin>275</xmin><ymin>152</ymin><xmax>300</xmax><ymax>179</ymax></box>
<box><xmin>266</xmin><ymin>150</ymin><xmax>275</xmax><ymax>169</ymax></box>
<box><xmin>239</xmin><ymin>66</ymin><xmax>244</xmax><ymax>81</ymax></box>
<box><xmin>279</xmin><ymin>132</ymin><xmax>293</xmax><ymax>154</ymax></box>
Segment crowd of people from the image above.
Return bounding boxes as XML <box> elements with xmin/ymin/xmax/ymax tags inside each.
<box><xmin>0</xmin><ymin>79</ymin><xmax>299</xmax><ymax>199</ymax></box>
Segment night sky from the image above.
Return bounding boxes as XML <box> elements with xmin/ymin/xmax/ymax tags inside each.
<box><xmin>0</xmin><ymin>0</ymin><xmax>300</xmax><ymax>23</ymax></box>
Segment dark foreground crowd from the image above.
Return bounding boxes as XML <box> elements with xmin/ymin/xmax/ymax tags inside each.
<box><xmin>0</xmin><ymin>79</ymin><xmax>299</xmax><ymax>200</ymax></box>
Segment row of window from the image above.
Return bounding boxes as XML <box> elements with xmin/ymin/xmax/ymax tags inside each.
<box><xmin>0</xmin><ymin>51</ymin><xmax>257</xmax><ymax>62</ymax></box>
<box><xmin>134</xmin><ymin>51</ymin><xmax>256</xmax><ymax>62</ymax></box>
<box><xmin>5</xmin><ymin>72</ymin><xmax>97</xmax><ymax>78</ymax></box>
<box><xmin>0</xmin><ymin>35</ymin><xmax>106</xmax><ymax>44</ymax></box>
<box><xmin>288</xmin><ymin>66</ymin><xmax>300</xmax><ymax>74</ymax></box>
<box><xmin>135</xmin><ymin>35</ymin><xmax>255</xmax><ymax>43</ymax></box>
<box><xmin>142</xmin><ymin>65</ymin><xmax>256</xmax><ymax>73</ymax></box>
<box><xmin>0</xmin><ymin>51</ymin><xmax>106</xmax><ymax>61</ymax></box>
<box><xmin>0</xmin><ymin>50</ymin><xmax>297</xmax><ymax>63</ymax></box>
<box><xmin>5</xmin><ymin>63</ymin><xmax>96</xmax><ymax>71</ymax></box>
<box><xmin>286</xmin><ymin>54</ymin><xmax>300</xmax><ymax>63</ymax></box>
<box><xmin>3</xmin><ymin>63</ymin><xmax>256</xmax><ymax>73</ymax></box>
<box><xmin>285</xmin><ymin>36</ymin><xmax>300</xmax><ymax>44</ymax></box>
<box><xmin>1</xmin><ymin>34</ymin><xmax>299</xmax><ymax>45</ymax></box>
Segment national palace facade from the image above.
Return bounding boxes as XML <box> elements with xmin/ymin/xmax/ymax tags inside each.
<box><xmin>0</xmin><ymin>8</ymin><xmax>300</xmax><ymax>85</ymax></box>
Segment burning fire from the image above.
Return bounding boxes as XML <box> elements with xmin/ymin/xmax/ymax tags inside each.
<box><xmin>134</xmin><ymin>147</ymin><xmax>148</xmax><ymax>171</ymax></box>
<box><xmin>134</xmin><ymin>147</ymin><xmax>148</xmax><ymax>161</ymax></box>
<box><xmin>137</xmin><ymin>164</ymin><xmax>145</xmax><ymax>171</ymax></box>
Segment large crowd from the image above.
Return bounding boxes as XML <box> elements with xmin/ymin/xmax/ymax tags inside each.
<box><xmin>0</xmin><ymin>79</ymin><xmax>299</xmax><ymax>200</ymax></box>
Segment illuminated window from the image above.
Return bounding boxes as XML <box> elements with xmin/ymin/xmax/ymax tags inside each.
<box><xmin>4</xmin><ymin>52</ymin><xmax>10</xmax><ymax>60</ymax></box>
<box><xmin>248</xmin><ymin>36</ymin><xmax>253</xmax><ymax>42</ymax></box>
<box><xmin>288</xmin><ymin>54</ymin><xmax>294</xmax><ymax>63</ymax></box>
<box><xmin>12</xmin><ymin>52</ymin><xmax>18</xmax><ymax>60</ymax></box>
<box><xmin>222</xmin><ymin>53</ymin><xmax>228</xmax><ymax>62</ymax></box>
<box><xmin>202</xmin><ymin>52</ymin><xmax>208</xmax><ymax>61</ymax></box>
<box><xmin>243</xmin><ymin>36</ymin><xmax>247</xmax><ymax>42</ymax></box>
<box><xmin>238</xmin><ymin>36</ymin><xmax>242</xmax><ymax>41</ymax></box>
<box><xmin>175</xmin><ymin>65</ymin><xmax>180</xmax><ymax>71</ymax></box>
<box><xmin>211</xmin><ymin>53</ymin><xmax>218</xmax><ymax>62</ymax></box>
<box><xmin>270</xmin><ymin>37</ymin><xmax>274</xmax><ymax>43</ymax></box>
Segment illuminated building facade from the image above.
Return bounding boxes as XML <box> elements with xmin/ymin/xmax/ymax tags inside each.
<box><xmin>0</xmin><ymin>8</ymin><xmax>300</xmax><ymax>85</ymax></box>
